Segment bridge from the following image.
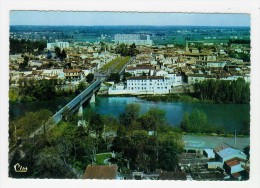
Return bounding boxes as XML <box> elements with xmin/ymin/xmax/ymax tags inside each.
<box><xmin>29</xmin><ymin>79</ymin><xmax>101</xmax><ymax>138</ymax></box>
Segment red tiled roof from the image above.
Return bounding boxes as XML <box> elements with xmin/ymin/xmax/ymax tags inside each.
<box><xmin>83</xmin><ymin>165</ymin><xmax>118</xmax><ymax>180</ymax></box>
<box><xmin>225</xmin><ymin>160</ymin><xmax>240</xmax><ymax>167</ymax></box>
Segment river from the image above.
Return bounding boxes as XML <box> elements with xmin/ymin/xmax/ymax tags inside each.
<box><xmin>10</xmin><ymin>96</ymin><xmax>250</xmax><ymax>133</ymax></box>
<box><xmin>85</xmin><ymin>96</ymin><xmax>250</xmax><ymax>133</ymax></box>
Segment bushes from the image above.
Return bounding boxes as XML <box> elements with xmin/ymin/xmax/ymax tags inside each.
<box><xmin>180</xmin><ymin>109</ymin><xmax>222</xmax><ymax>134</ymax></box>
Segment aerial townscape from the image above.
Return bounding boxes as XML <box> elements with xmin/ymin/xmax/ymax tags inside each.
<box><xmin>9</xmin><ymin>12</ymin><xmax>250</xmax><ymax>181</ymax></box>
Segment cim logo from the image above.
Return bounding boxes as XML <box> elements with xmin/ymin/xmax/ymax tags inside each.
<box><xmin>14</xmin><ymin>163</ymin><xmax>28</xmax><ymax>173</ymax></box>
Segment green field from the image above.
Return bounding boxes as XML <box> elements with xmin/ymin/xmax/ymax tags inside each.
<box><xmin>95</xmin><ymin>153</ymin><xmax>112</xmax><ymax>165</ymax></box>
<box><xmin>101</xmin><ymin>56</ymin><xmax>131</xmax><ymax>73</ymax></box>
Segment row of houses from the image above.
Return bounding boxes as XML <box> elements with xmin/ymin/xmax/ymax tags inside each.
<box><xmin>10</xmin><ymin>68</ymin><xmax>89</xmax><ymax>84</ymax></box>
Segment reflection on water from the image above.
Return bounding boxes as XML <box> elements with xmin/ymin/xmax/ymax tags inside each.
<box><xmin>86</xmin><ymin>96</ymin><xmax>250</xmax><ymax>132</ymax></box>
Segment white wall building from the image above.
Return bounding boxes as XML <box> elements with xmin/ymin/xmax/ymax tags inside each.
<box><xmin>108</xmin><ymin>76</ymin><xmax>171</xmax><ymax>95</ymax></box>
<box><xmin>114</xmin><ymin>34</ymin><xmax>152</xmax><ymax>46</ymax></box>
<box><xmin>125</xmin><ymin>66</ymin><xmax>154</xmax><ymax>76</ymax></box>
<box><xmin>126</xmin><ymin>76</ymin><xmax>171</xmax><ymax>94</ymax></box>
<box><xmin>155</xmin><ymin>70</ymin><xmax>182</xmax><ymax>86</ymax></box>
<box><xmin>47</xmin><ymin>42</ymin><xmax>69</xmax><ymax>50</ymax></box>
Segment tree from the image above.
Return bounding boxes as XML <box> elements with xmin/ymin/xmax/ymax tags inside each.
<box><xmin>77</xmin><ymin>81</ymin><xmax>87</xmax><ymax>92</ymax></box>
<box><xmin>61</xmin><ymin>49</ymin><xmax>67</xmax><ymax>60</ymax></box>
<box><xmin>47</xmin><ymin>50</ymin><xmax>52</xmax><ymax>59</ymax></box>
<box><xmin>86</xmin><ymin>73</ymin><xmax>94</xmax><ymax>83</ymax></box>
<box><xmin>158</xmin><ymin>131</ymin><xmax>183</xmax><ymax>171</ymax></box>
<box><xmin>37</xmin><ymin>109</ymin><xmax>53</xmax><ymax>136</ymax></box>
<box><xmin>122</xmin><ymin>72</ymin><xmax>132</xmax><ymax>82</ymax></box>
<box><xmin>54</xmin><ymin>47</ymin><xmax>61</xmax><ymax>59</ymax></box>
<box><xmin>180</xmin><ymin>109</ymin><xmax>211</xmax><ymax>133</ymax></box>
<box><xmin>119</xmin><ymin>103</ymin><xmax>140</xmax><ymax>128</ymax></box>
<box><xmin>107</xmin><ymin>73</ymin><xmax>120</xmax><ymax>83</ymax></box>
<box><xmin>89</xmin><ymin>113</ymin><xmax>104</xmax><ymax>138</ymax></box>
<box><xmin>138</xmin><ymin>107</ymin><xmax>166</xmax><ymax>130</ymax></box>
<box><xmin>19</xmin><ymin>56</ymin><xmax>29</xmax><ymax>69</ymax></box>
<box><xmin>34</xmin><ymin>147</ymin><xmax>71</xmax><ymax>178</ymax></box>
<box><xmin>129</xmin><ymin>43</ymin><xmax>138</xmax><ymax>56</ymax></box>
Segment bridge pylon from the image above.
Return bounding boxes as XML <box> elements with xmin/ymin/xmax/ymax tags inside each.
<box><xmin>90</xmin><ymin>93</ymin><xmax>96</xmax><ymax>103</ymax></box>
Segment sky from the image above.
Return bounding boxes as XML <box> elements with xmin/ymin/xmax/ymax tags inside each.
<box><xmin>10</xmin><ymin>11</ymin><xmax>250</xmax><ymax>27</ymax></box>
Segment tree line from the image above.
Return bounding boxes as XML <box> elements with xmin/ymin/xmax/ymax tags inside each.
<box><xmin>193</xmin><ymin>78</ymin><xmax>250</xmax><ymax>104</ymax></box>
<box><xmin>10</xmin><ymin>38</ymin><xmax>46</xmax><ymax>54</ymax></box>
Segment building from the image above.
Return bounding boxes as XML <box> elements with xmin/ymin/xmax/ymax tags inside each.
<box><xmin>203</xmin><ymin>149</ymin><xmax>215</xmax><ymax>159</ymax></box>
<box><xmin>207</xmin><ymin>162</ymin><xmax>223</xmax><ymax>169</ymax></box>
<box><xmin>224</xmin><ymin>159</ymin><xmax>244</xmax><ymax>174</ymax></box>
<box><xmin>155</xmin><ymin>70</ymin><xmax>183</xmax><ymax>87</ymax></box>
<box><xmin>63</xmin><ymin>69</ymin><xmax>83</xmax><ymax>82</ymax></box>
<box><xmin>125</xmin><ymin>65</ymin><xmax>154</xmax><ymax>76</ymax></box>
<box><xmin>126</xmin><ymin>76</ymin><xmax>171</xmax><ymax>94</ymax></box>
<box><xmin>83</xmin><ymin>165</ymin><xmax>118</xmax><ymax>179</ymax></box>
<box><xmin>114</xmin><ymin>34</ymin><xmax>153</xmax><ymax>46</ymax></box>
<box><xmin>215</xmin><ymin>147</ymin><xmax>247</xmax><ymax>163</ymax></box>
<box><xmin>47</xmin><ymin>42</ymin><xmax>69</xmax><ymax>50</ymax></box>
<box><xmin>28</xmin><ymin>60</ymin><xmax>42</xmax><ymax>67</ymax></box>
<box><xmin>206</xmin><ymin>61</ymin><xmax>227</xmax><ymax>68</ymax></box>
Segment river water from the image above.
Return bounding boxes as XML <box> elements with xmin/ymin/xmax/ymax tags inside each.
<box><xmin>10</xmin><ymin>96</ymin><xmax>250</xmax><ymax>133</ymax></box>
<box><xmin>86</xmin><ymin>96</ymin><xmax>250</xmax><ymax>133</ymax></box>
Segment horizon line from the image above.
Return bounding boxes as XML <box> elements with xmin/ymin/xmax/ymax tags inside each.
<box><xmin>10</xmin><ymin>24</ymin><xmax>250</xmax><ymax>27</ymax></box>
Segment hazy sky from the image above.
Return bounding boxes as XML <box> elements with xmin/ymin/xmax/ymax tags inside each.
<box><xmin>10</xmin><ymin>11</ymin><xmax>250</xmax><ymax>27</ymax></box>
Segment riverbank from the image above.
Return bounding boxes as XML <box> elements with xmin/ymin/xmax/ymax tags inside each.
<box><xmin>99</xmin><ymin>92</ymin><xmax>214</xmax><ymax>104</ymax></box>
<box><xmin>183</xmin><ymin>134</ymin><xmax>250</xmax><ymax>150</ymax></box>
<box><xmin>138</xmin><ymin>93</ymin><xmax>214</xmax><ymax>104</ymax></box>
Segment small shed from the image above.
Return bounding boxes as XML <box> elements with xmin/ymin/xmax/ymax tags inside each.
<box><xmin>203</xmin><ymin>148</ymin><xmax>215</xmax><ymax>159</ymax></box>
<box><xmin>207</xmin><ymin>162</ymin><xmax>223</xmax><ymax>169</ymax></box>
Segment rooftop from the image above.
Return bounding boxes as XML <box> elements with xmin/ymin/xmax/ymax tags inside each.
<box><xmin>83</xmin><ymin>165</ymin><xmax>118</xmax><ymax>180</ymax></box>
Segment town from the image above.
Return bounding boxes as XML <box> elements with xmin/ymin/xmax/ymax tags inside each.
<box><xmin>9</xmin><ymin>26</ymin><xmax>250</xmax><ymax>180</ymax></box>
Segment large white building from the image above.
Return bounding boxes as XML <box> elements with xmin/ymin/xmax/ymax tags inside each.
<box><xmin>126</xmin><ymin>76</ymin><xmax>171</xmax><ymax>94</ymax></box>
<box><xmin>47</xmin><ymin>42</ymin><xmax>70</xmax><ymax>50</ymax></box>
<box><xmin>109</xmin><ymin>76</ymin><xmax>171</xmax><ymax>95</ymax></box>
<box><xmin>114</xmin><ymin>34</ymin><xmax>153</xmax><ymax>46</ymax></box>
<box><xmin>155</xmin><ymin>70</ymin><xmax>182</xmax><ymax>86</ymax></box>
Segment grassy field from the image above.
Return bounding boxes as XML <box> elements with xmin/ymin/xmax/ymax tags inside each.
<box><xmin>95</xmin><ymin>153</ymin><xmax>112</xmax><ymax>165</ymax></box>
<box><xmin>101</xmin><ymin>56</ymin><xmax>130</xmax><ymax>73</ymax></box>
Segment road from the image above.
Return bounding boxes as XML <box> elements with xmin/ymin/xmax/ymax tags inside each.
<box><xmin>183</xmin><ymin>134</ymin><xmax>250</xmax><ymax>150</ymax></box>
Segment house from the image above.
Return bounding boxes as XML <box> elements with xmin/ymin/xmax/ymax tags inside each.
<box><xmin>203</xmin><ymin>149</ymin><xmax>215</xmax><ymax>159</ymax></box>
<box><xmin>224</xmin><ymin>159</ymin><xmax>244</xmax><ymax>175</ymax></box>
<box><xmin>63</xmin><ymin>69</ymin><xmax>83</xmax><ymax>82</ymax></box>
<box><xmin>215</xmin><ymin>147</ymin><xmax>247</xmax><ymax>163</ymax></box>
<box><xmin>187</xmin><ymin>74</ymin><xmax>206</xmax><ymax>85</ymax></box>
<box><xmin>28</xmin><ymin>60</ymin><xmax>42</xmax><ymax>67</ymax></box>
<box><xmin>83</xmin><ymin>165</ymin><xmax>118</xmax><ymax>179</ymax></box>
<box><xmin>206</xmin><ymin>61</ymin><xmax>227</xmax><ymax>68</ymax></box>
<box><xmin>125</xmin><ymin>65</ymin><xmax>154</xmax><ymax>76</ymax></box>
